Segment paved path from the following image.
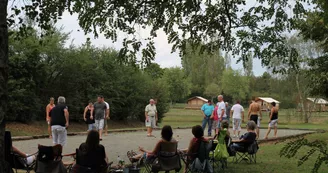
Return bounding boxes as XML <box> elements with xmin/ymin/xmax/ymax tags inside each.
<box><xmin>13</xmin><ymin>128</ymin><xmax>313</xmax><ymax>163</ymax></box>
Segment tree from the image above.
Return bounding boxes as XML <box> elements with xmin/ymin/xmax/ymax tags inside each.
<box><xmin>221</xmin><ymin>68</ymin><xmax>249</xmax><ymax>101</ymax></box>
<box><xmin>243</xmin><ymin>52</ymin><xmax>253</xmax><ymax>77</ymax></box>
<box><xmin>204</xmin><ymin>83</ymin><xmax>220</xmax><ymax>102</ymax></box>
<box><xmin>161</xmin><ymin>67</ymin><xmax>190</xmax><ymax>103</ymax></box>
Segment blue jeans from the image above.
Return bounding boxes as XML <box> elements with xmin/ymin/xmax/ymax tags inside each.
<box><xmin>88</xmin><ymin>123</ymin><xmax>95</xmax><ymax>131</ymax></box>
<box><xmin>202</xmin><ymin>116</ymin><xmax>213</xmax><ymax>135</ymax></box>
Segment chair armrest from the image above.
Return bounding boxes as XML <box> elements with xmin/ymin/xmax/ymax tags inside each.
<box><xmin>63</xmin><ymin>153</ymin><xmax>76</xmax><ymax>159</ymax></box>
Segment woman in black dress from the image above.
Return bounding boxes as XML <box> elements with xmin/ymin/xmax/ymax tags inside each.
<box><xmin>83</xmin><ymin>102</ymin><xmax>95</xmax><ymax>131</ymax></box>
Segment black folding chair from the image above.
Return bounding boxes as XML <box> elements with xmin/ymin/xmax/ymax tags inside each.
<box><xmin>182</xmin><ymin>141</ymin><xmax>213</xmax><ymax>173</ymax></box>
<box><xmin>71</xmin><ymin>148</ymin><xmax>109</xmax><ymax>173</ymax></box>
<box><xmin>232</xmin><ymin>141</ymin><xmax>259</xmax><ymax>164</ymax></box>
<box><xmin>151</xmin><ymin>142</ymin><xmax>181</xmax><ymax>173</ymax></box>
<box><xmin>35</xmin><ymin>144</ymin><xmax>67</xmax><ymax>173</ymax></box>
<box><xmin>5</xmin><ymin>131</ymin><xmax>37</xmax><ymax>173</ymax></box>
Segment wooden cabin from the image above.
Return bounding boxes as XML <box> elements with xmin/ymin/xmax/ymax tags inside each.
<box><xmin>255</xmin><ymin>97</ymin><xmax>280</xmax><ymax>111</ymax></box>
<box><xmin>186</xmin><ymin>96</ymin><xmax>208</xmax><ymax>109</ymax></box>
<box><xmin>301</xmin><ymin>98</ymin><xmax>328</xmax><ymax>112</ymax></box>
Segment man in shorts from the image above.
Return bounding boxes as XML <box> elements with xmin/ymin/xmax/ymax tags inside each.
<box><xmin>145</xmin><ymin>99</ymin><xmax>157</xmax><ymax>137</ymax></box>
<box><xmin>102</xmin><ymin>97</ymin><xmax>110</xmax><ymax>135</ymax></box>
<box><xmin>94</xmin><ymin>96</ymin><xmax>107</xmax><ymax>140</ymax></box>
<box><xmin>217</xmin><ymin>95</ymin><xmax>227</xmax><ymax>134</ymax></box>
<box><xmin>49</xmin><ymin>96</ymin><xmax>69</xmax><ymax>146</ymax></box>
<box><xmin>231</xmin><ymin>100</ymin><xmax>244</xmax><ymax>138</ymax></box>
<box><xmin>248</xmin><ymin>97</ymin><xmax>262</xmax><ymax>138</ymax></box>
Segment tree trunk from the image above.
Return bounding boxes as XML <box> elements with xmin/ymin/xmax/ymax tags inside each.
<box><xmin>0</xmin><ymin>0</ymin><xmax>10</xmax><ymax>172</ymax></box>
<box><xmin>295</xmin><ymin>73</ymin><xmax>307</xmax><ymax>123</ymax></box>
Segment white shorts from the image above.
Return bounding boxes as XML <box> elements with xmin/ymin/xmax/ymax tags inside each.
<box><xmin>233</xmin><ymin>118</ymin><xmax>242</xmax><ymax>131</ymax></box>
<box><xmin>269</xmin><ymin>119</ymin><xmax>278</xmax><ymax>127</ymax></box>
<box><xmin>95</xmin><ymin>119</ymin><xmax>105</xmax><ymax>130</ymax></box>
<box><xmin>51</xmin><ymin>125</ymin><xmax>67</xmax><ymax>146</ymax></box>
<box><xmin>145</xmin><ymin>116</ymin><xmax>156</xmax><ymax>128</ymax></box>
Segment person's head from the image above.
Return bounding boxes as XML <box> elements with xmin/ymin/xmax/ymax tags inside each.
<box><xmin>57</xmin><ymin>96</ymin><xmax>65</xmax><ymax>104</ymax></box>
<box><xmin>225</xmin><ymin>102</ymin><xmax>229</xmax><ymax>106</ymax></box>
<box><xmin>150</xmin><ymin>99</ymin><xmax>155</xmax><ymax>105</ymax></box>
<box><xmin>236</xmin><ymin>100</ymin><xmax>240</xmax><ymax>104</ymax></box>
<box><xmin>207</xmin><ymin>100</ymin><xmax>212</xmax><ymax>105</ymax></box>
<box><xmin>246</xmin><ymin>121</ymin><xmax>256</xmax><ymax>131</ymax></box>
<box><xmin>218</xmin><ymin>95</ymin><xmax>223</xmax><ymax>102</ymax></box>
<box><xmin>97</xmin><ymin>96</ymin><xmax>103</xmax><ymax>103</ymax></box>
<box><xmin>88</xmin><ymin>101</ymin><xmax>93</xmax><ymax>107</ymax></box>
<box><xmin>252</xmin><ymin>96</ymin><xmax>256</xmax><ymax>101</ymax></box>
<box><xmin>85</xmin><ymin>130</ymin><xmax>100</xmax><ymax>151</ymax></box>
<box><xmin>161</xmin><ymin>125</ymin><xmax>173</xmax><ymax>141</ymax></box>
<box><xmin>221</xmin><ymin>120</ymin><xmax>229</xmax><ymax>129</ymax></box>
<box><xmin>271</xmin><ymin>102</ymin><xmax>276</xmax><ymax>107</ymax></box>
<box><xmin>192</xmin><ymin>125</ymin><xmax>204</xmax><ymax>139</ymax></box>
<box><xmin>49</xmin><ymin>97</ymin><xmax>55</xmax><ymax>104</ymax></box>
<box><xmin>101</xmin><ymin>96</ymin><xmax>105</xmax><ymax>102</ymax></box>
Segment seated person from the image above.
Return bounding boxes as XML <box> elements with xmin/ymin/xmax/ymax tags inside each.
<box><xmin>231</xmin><ymin>121</ymin><xmax>257</xmax><ymax>151</ymax></box>
<box><xmin>179</xmin><ymin>125</ymin><xmax>209</xmax><ymax>173</ymax></box>
<box><xmin>77</xmin><ymin>130</ymin><xmax>108</xmax><ymax>170</ymax></box>
<box><xmin>215</xmin><ymin>120</ymin><xmax>230</xmax><ymax>147</ymax></box>
<box><xmin>12</xmin><ymin>146</ymin><xmax>36</xmax><ymax>166</ymax></box>
<box><xmin>128</xmin><ymin>125</ymin><xmax>177</xmax><ymax>162</ymax></box>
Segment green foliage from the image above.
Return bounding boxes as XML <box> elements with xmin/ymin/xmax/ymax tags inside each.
<box><xmin>204</xmin><ymin>83</ymin><xmax>220</xmax><ymax>101</ymax></box>
<box><xmin>280</xmin><ymin>138</ymin><xmax>328</xmax><ymax>173</ymax></box>
<box><xmin>161</xmin><ymin>67</ymin><xmax>190</xmax><ymax>103</ymax></box>
<box><xmin>6</xmin><ymin>28</ymin><xmax>170</xmax><ymax>122</ymax></box>
<box><xmin>221</xmin><ymin>68</ymin><xmax>249</xmax><ymax>101</ymax></box>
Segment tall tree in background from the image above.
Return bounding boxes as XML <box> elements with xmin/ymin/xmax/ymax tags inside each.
<box><xmin>182</xmin><ymin>43</ymin><xmax>224</xmax><ymax>95</ymax></box>
<box><xmin>221</xmin><ymin>68</ymin><xmax>249</xmax><ymax>101</ymax></box>
<box><xmin>243</xmin><ymin>52</ymin><xmax>253</xmax><ymax>77</ymax></box>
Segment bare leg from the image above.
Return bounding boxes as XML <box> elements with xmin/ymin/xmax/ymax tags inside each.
<box><xmin>237</xmin><ymin>130</ymin><xmax>241</xmax><ymax>136</ymax></box>
<box><xmin>274</xmin><ymin>126</ymin><xmax>278</xmax><ymax>138</ymax></box>
<box><xmin>99</xmin><ymin>130</ymin><xmax>103</xmax><ymax>139</ymax></box>
<box><xmin>12</xmin><ymin>146</ymin><xmax>27</xmax><ymax>158</ymax></box>
<box><xmin>104</xmin><ymin>123</ymin><xmax>108</xmax><ymax>135</ymax></box>
<box><xmin>264</xmin><ymin>127</ymin><xmax>271</xmax><ymax>139</ymax></box>
<box><xmin>150</xmin><ymin>128</ymin><xmax>153</xmax><ymax>136</ymax></box>
<box><xmin>256</xmin><ymin>127</ymin><xmax>260</xmax><ymax>139</ymax></box>
<box><xmin>48</xmin><ymin>124</ymin><xmax>52</xmax><ymax>138</ymax></box>
<box><xmin>147</xmin><ymin>128</ymin><xmax>151</xmax><ymax>136</ymax></box>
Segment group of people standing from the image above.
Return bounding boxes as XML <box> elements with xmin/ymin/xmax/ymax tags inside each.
<box><xmin>201</xmin><ymin>95</ymin><xmax>279</xmax><ymax>139</ymax></box>
<box><xmin>45</xmin><ymin>95</ymin><xmax>110</xmax><ymax>146</ymax></box>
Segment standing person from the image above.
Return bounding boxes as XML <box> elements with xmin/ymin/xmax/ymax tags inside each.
<box><xmin>102</xmin><ymin>97</ymin><xmax>110</xmax><ymax>135</ymax></box>
<box><xmin>211</xmin><ymin>103</ymin><xmax>219</xmax><ymax>135</ymax></box>
<box><xmin>145</xmin><ymin>99</ymin><xmax>158</xmax><ymax>137</ymax></box>
<box><xmin>49</xmin><ymin>96</ymin><xmax>69</xmax><ymax>146</ymax></box>
<box><xmin>94</xmin><ymin>96</ymin><xmax>107</xmax><ymax>140</ymax></box>
<box><xmin>247</xmin><ymin>97</ymin><xmax>262</xmax><ymax>139</ymax></box>
<box><xmin>46</xmin><ymin>97</ymin><xmax>55</xmax><ymax>139</ymax></box>
<box><xmin>264</xmin><ymin>102</ymin><xmax>279</xmax><ymax>139</ymax></box>
<box><xmin>231</xmin><ymin>100</ymin><xmax>244</xmax><ymax>138</ymax></box>
<box><xmin>225</xmin><ymin>102</ymin><xmax>232</xmax><ymax>127</ymax></box>
<box><xmin>201</xmin><ymin>100</ymin><xmax>215</xmax><ymax>136</ymax></box>
<box><xmin>83</xmin><ymin>101</ymin><xmax>95</xmax><ymax>131</ymax></box>
<box><xmin>216</xmin><ymin>95</ymin><xmax>227</xmax><ymax>134</ymax></box>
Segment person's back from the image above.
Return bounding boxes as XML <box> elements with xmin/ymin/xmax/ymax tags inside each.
<box><xmin>249</xmin><ymin>102</ymin><xmax>260</xmax><ymax>115</ymax></box>
<box><xmin>232</xmin><ymin>104</ymin><xmax>244</xmax><ymax>119</ymax></box>
<box><xmin>50</xmin><ymin>104</ymin><xmax>67</xmax><ymax>127</ymax></box>
<box><xmin>78</xmin><ymin>143</ymin><xmax>107</xmax><ymax>170</ymax></box>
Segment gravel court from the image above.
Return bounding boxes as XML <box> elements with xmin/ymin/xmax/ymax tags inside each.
<box><xmin>13</xmin><ymin>128</ymin><xmax>313</xmax><ymax>163</ymax></box>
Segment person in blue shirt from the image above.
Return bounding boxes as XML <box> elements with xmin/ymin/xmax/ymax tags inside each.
<box><xmin>201</xmin><ymin>100</ymin><xmax>215</xmax><ymax>136</ymax></box>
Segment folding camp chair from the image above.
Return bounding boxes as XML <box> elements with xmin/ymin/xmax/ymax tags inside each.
<box><xmin>210</xmin><ymin>131</ymin><xmax>231</xmax><ymax>171</ymax></box>
<box><xmin>71</xmin><ymin>148</ymin><xmax>109</xmax><ymax>173</ymax></box>
<box><xmin>232</xmin><ymin>141</ymin><xmax>259</xmax><ymax>164</ymax></box>
<box><xmin>35</xmin><ymin>144</ymin><xmax>69</xmax><ymax>173</ymax></box>
<box><xmin>5</xmin><ymin>131</ymin><xmax>38</xmax><ymax>173</ymax></box>
<box><xmin>151</xmin><ymin>142</ymin><xmax>181</xmax><ymax>173</ymax></box>
<box><xmin>183</xmin><ymin>140</ymin><xmax>213</xmax><ymax>173</ymax></box>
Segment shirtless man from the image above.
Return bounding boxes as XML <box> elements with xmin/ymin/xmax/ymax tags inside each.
<box><xmin>248</xmin><ymin>97</ymin><xmax>262</xmax><ymax>138</ymax></box>
<box><xmin>46</xmin><ymin>97</ymin><xmax>55</xmax><ymax>138</ymax></box>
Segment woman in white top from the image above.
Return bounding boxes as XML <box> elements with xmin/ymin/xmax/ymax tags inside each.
<box><xmin>230</xmin><ymin>100</ymin><xmax>244</xmax><ymax>138</ymax></box>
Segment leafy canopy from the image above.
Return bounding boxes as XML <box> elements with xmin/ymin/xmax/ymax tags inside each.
<box><xmin>8</xmin><ymin>0</ymin><xmax>313</xmax><ymax>71</ymax></box>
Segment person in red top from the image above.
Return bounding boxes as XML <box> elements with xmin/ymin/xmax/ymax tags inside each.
<box><xmin>211</xmin><ymin>104</ymin><xmax>219</xmax><ymax>135</ymax></box>
<box><xmin>46</xmin><ymin>97</ymin><xmax>55</xmax><ymax>138</ymax></box>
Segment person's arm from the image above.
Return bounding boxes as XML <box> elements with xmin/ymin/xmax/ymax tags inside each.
<box><xmin>201</xmin><ymin>105</ymin><xmax>206</xmax><ymax>117</ymax></box>
<box><xmin>220</xmin><ymin>108</ymin><xmax>225</xmax><ymax>121</ymax></box>
<box><xmin>145</xmin><ymin>106</ymin><xmax>149</xmax><ymax>121</ymax></box>
<box><xmin>108</xmin><ymin>107</ymin><xmax>110</xmax><ymax>119</ymax></box>
<box><xmin>90</xmin><ymin>108</ymin><xmax>94</xmax><ymax>120</ymax></box>
<box><xmin>139</xmin><ymin>140</ymin><xmax>161</xmax><ymax>154</ymax></box>
<box><xmin>230</xmin><ymin>109</ymin><xmax>233</xmax><ymax>119</ymax></box>
<box><xmin>83</xmin><ymin>107</ymin><xmax>88</xmax><ymax>121</ymax></box>
<box><xmin>186</xmin><ymin>138</ymin><xmax>194</xmax><ymax>154</ymax></box>
<box><xmin>46</xmin><ymin>105</ymin><xmax>50</xmax><ymax>121</ymax></box>
<box><xmin>155</xmin><ymin>109</ymin><xmax>158</xmax><ymax>122</ymax></box>
<box><xmin>259</xmin><ymin>104</ymin><xmax>262</xmax><ymax>119</ymax></box>
<box><xmin>248</xmin><ymin>104</ymin><xmax>252</xmax><ymax>120</ymax></box>
<box><xmin>242</xmin><ymin>110</ymin><xmax>245</xmax><ymax>122</ymax></box>
<box><xmin>64</xmin><ymin>107</ymin><xmax>69</xmax><ymax>127</ymax></box>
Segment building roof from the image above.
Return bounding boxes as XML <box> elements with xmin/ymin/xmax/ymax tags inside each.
<box><xmin>256</xmin><ymin>97</ymin><xmax>280</xmax><ymax>103</ymax></box>
<box><xmin>307</xmin><ymin>98</ymin><xmax>328</xmax><ymax>104</ymax></box>
<box><xmin>187</xmin><ymin>96</ymin><xmax>208</xmax><ymax>102</ymax></box>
